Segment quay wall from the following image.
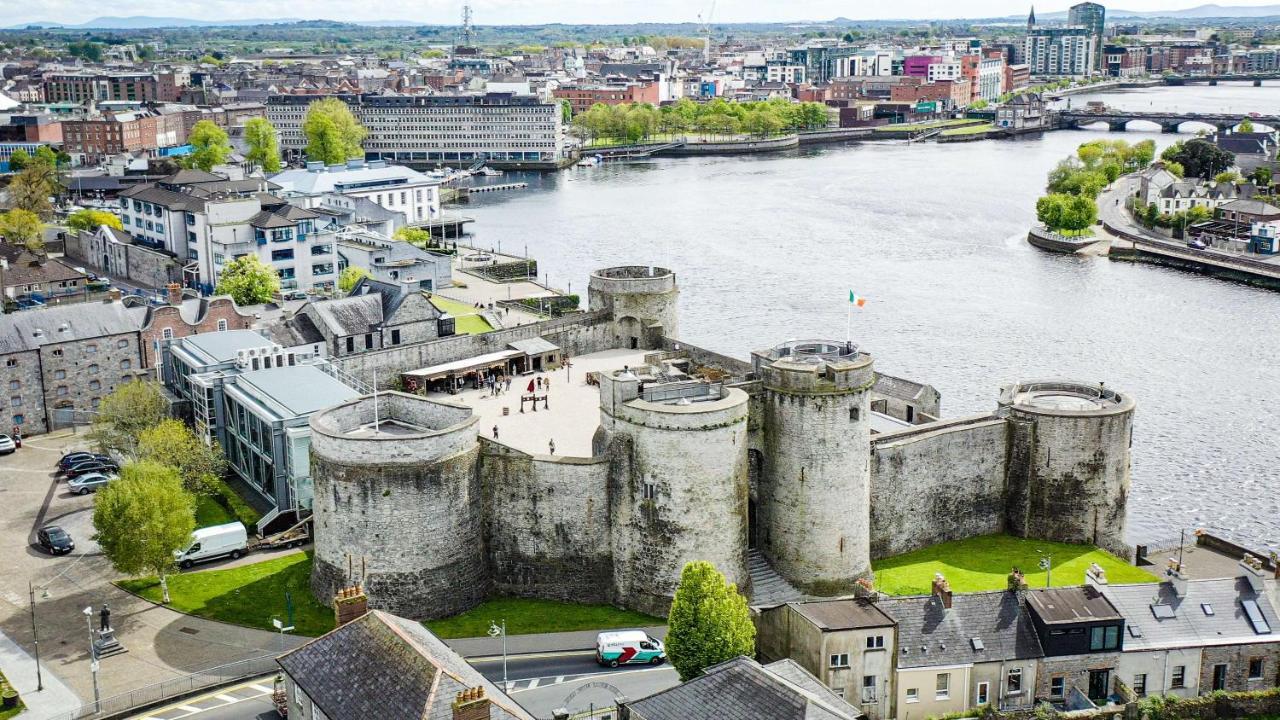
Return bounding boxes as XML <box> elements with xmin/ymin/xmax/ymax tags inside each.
<box><xmin>661</xmin><ymin>135</ymin><xmax>799</xmax><ymax>156</ymax></box>
<box><xmin>869</xmin><ymin>415</ymin><xmax>1010</xmax><ymax>559</ymax></box>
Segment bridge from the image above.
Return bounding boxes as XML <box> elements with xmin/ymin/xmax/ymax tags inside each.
<box><xmin>1164</xmin><ymin>73</ymin><xmax>1280</xmax><ymax>86</ymax></box>
<box><xmin>1056</xmin><ymin>110</ymin><xmax>1280</xmax><ymax>133</ymax></box>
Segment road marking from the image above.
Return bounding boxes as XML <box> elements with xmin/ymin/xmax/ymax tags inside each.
<box><xmin>555</xmin><ymin>676</ymin><xmax>564</xmax><ymax>684</ymax></box>
<box><xmin>176</xmin><ymin>706</ymin><xmax>201</xmax><ymax>714</ymax></box>
<box><xmin>132</xmin><ymin>677</ymin><xmax>276</xmax><ymax>720</ymax></box>
<box><xmin>508</xmin><ymin>666</ymin><xmax>673</xmax><ymax>694</ymax></box>
<box><xmin>250</xmin><ymin>683</ymin><xmax>272</xmax><ymax>693</ymax></box>
<box><xmin>527</xmin><ymin>678</ymin><xmax>540</xmax><ymax>689</ymax></box>
<box><xmin>468</xmin><ymin>649</ymin><xmax>595</xmax><ymax>662</ymax></box>
<box><xmin>214</xmin><ymin>694</ymin><xmax>237</xmax><ymax>703</ymax></box>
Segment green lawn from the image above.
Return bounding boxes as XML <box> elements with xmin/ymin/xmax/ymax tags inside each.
<box><xmin>429</xmin><ymin>296</ymin><xmax>494</xmax><ymax>335</ymax></box>
<box><xmin>871</xmin><ymin>534</ymin><xmax>1159</xmax><ymax>596</ymax></box>
<box><xmin>194</xmin><ymin>494</ymin><xmax>235</xmax><ymax>528</ymax></box>
<box><xmin>873</xmin><ymin>119</ymin><xmax>985</xmax><ymax>133</ymax></box>
<box><xmin>0</xmin><ymin>668</ymin><xmax>24</xmax><ymax>720</ymax></box>
<box><xmin>425</xmin><ymin>597</ymin><xmax>663</xmax><ymax>639</ymax></box>
<box><xmin>117</xmin><ymin>551</ymin><xmax>335</xmax><ymax>637</ymax></box>
<box><xmin>941</xmin><ymin>123</ymin><xmax>997</xmax><ymax>137</ymax></box>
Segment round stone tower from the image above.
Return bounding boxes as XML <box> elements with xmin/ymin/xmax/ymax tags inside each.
<box><xmin>588</xmin><ymin>266</ymin><xmax>679</xmax><ymax>350</ymax></box>
<box><xmin>309</xmin><ymin>391</ymin><xmax>486</xmax><ymax>619</ymax></box>
<box><xmin>998</xmin><ymin>380</ymin><xmax>1135</xmax><ymax>557</ymax></box>
<box><xmin>753</xmin><ymin>340</ymin><xmax>874</xmax><ymax>596</ymax></box>
<box><xmin>599</xmin><ymin>368</ymin><xmax>750</xmax><ymax>616</ymax></box>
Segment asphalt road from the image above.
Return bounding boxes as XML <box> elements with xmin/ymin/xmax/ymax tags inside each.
<box><xmin>126</xmin><ymin>677</ymin><xmax>279</xmax><ymax>720</ymax></box>
<box><xmin>470</xmin><ymin>649</ymin><xmax>679</xmax><ymax>718</ymax></box>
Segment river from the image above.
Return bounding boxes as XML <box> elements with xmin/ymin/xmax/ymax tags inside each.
<box><xmin>462</xmin><ymin>83</ymin><xmax>1280</xmax><ymax>552</ymax></box>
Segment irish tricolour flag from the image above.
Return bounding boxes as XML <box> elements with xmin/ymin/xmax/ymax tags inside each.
<box><xmin>849</xmin><ymin>291</ymin><xmax>867</xmax><ymax>307</ymax></box>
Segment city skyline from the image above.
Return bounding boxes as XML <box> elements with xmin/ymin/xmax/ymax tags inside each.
<box><xmin>9</xmin><ymin>0</ymin><xmax>1280</xmax><ymax>29</ymax></box>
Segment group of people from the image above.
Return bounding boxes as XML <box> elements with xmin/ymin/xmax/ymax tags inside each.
<box><xmin>484</xmin><ymin>373</ymin><xmax>512</xmax><ymax>397</ymax></box>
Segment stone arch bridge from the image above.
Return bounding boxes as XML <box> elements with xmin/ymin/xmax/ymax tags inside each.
<box><xmin>1056</xmin><ymin>110</ymin><xmax>1280</xmax><ymax>134</ymax></box>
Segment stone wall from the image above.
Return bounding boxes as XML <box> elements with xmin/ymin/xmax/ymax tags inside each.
<box><xmin>1198</xmin><ymin>643</ymin><xmax>1280</xmax><ymax>694</ymax></box>
<box><xmin>1036</xmin><ymin>652</ymin><xmax>1120</xmax><ymax>700</ymax></box>
<box><xmin>66</xmin><ymin>229</ymin><xmax>181</xmax><ymax>290</ymax></box>
<box><xmin>0</xmin><ymin>350</ymin><xmax>47</xmax><ymax>433</ymax></box>
<box><xmin>869</xmin><ymin>415</ymin><xmax>1010</xmax><ymax>559</ymax></box>
<box><xmin>479</xmin><ymin>442</ymin><xmax>614</xmax><ymax>604</ymax></box>
<box><xmin>335</xmin><ymin>311</ymin><xmax>614</xmax><ymax>387</ymax></box>
<box><xmin>588</xmin><ymin>267</ymin><xmax>679</xmax><ymax>349</ymax></box>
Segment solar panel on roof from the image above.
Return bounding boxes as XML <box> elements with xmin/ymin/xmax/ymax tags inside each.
<box><xmin>1151</xmin><ymin>604</ymin><xmax>1176</xmax><ymax>620</ymax></box>
<box><xmin>1243</xmin><ymin>600</ymin><xmax>1272</xmax><ymax>634</ymax></box>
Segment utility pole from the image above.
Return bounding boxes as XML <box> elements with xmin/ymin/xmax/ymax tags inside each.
<box><xmin>84</xmin><ymin>607</ymin><xmax>99</xmax><ymax>714</ymax></box>
<box><xmin>1039</xmin><ymin>554</ymin><xmax>1053</xmax><ymax>587</ymax></box>
<box><xmin>28</xmin><ymin>582</ymin><xmax>41</xmax><ymax>691</ymax></box>
<box><xmin>489</xmin><ymin>619</ymin><xmax>508</xmax><ymax>692</ymax></box>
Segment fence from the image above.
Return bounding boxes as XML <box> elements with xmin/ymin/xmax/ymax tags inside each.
<box><xmin>49</xmin><ymin>654</ymin><xmax>280</xmax><ymax>720</ymax></box>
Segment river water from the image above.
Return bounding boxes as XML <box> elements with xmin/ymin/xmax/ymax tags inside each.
<box><xmin>463</xmin><ymin>83</ymin><xmax>1280</xmax><ymax>552</ymax></box>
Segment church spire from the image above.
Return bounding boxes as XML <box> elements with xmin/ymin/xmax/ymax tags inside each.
<box><xmin>1028</xmin><ymin>5</ymin><xmax>1037</xmax><ymax>29</ymax></box>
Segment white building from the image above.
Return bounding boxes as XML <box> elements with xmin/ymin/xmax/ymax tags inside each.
<box><xmin>1025</xmin><ymin>28</ymin><xmax>1095</xmax><ymax>76</ymax></box>
<box><xmin>270</xmin><ymin>160</ymin><xmax>442</xmax><ymax>227</ymax></box>
<box><xmin>927</xmin><ymin>62</ymin><xmax>962</xmax><ymax>82</ymax></box>
<box><xmin>977</xmin><ymin>57</ymin><xmax>1005</xmax><ymax>101</ymax></box>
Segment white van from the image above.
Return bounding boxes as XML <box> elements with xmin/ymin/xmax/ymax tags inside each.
<box><xmin>596</xmin><ymin>630</ymin><xmax>666</xmax><ymax>667</ymax></box>
<box><xmin>175</xmin><ymin>522</ymin><xmax>249</xmax><ymax>569</ymax></box>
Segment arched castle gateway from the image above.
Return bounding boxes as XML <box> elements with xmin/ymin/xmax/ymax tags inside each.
<box><xmin>308</xmin><ymin>265</ymin><xmax>1135</xmax><ymax>618</ymax></box>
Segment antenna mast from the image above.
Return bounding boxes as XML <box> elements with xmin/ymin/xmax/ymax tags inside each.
<box><xmin>461</xmin><ymin>3</ymin><xmax>474</xmax><ymax>48</ymax></box>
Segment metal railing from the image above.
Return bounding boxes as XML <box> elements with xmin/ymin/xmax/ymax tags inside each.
<box><xmin>48</xmin><ymin>654</ymin><xmax>279</xmax><ymax>720</ymax></box>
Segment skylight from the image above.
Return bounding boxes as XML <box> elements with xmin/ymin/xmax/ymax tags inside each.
<box><xmin>1201</xmin><ymin>603</ymin><xmax>1214</xmax><ymax>616</ymax></box>
<box><xmin>1243</xmin><ymin>600</ymin><xmax>1272</xmax><ymax>635</ymax></box>
<box><xmin>1151</xmin><ymin>604</ymin><xmax>1176</xmax><ymax>620</ymax></box>
<box><xmin>1128</xmin><ymin>625</ymin><xmax>1143</xmax><ymax>638</ymax></box>
<box><xmin>971</xmin><ymin>638</ymin><xmax>984</xmax><ymax>651</ymax></box>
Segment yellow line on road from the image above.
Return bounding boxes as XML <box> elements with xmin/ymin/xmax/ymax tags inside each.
<box><xmin>131</xmin><ymin>675</ymin><xmax>275</xmax><ymax>719</ymax></box>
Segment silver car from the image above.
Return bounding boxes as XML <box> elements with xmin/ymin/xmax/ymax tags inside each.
<box><xmin>0</xmin><ymin>434</ymin><xmax>15</xmax><ymax>454</ymax></box>
<box><xmin>67</xmin><ymin>472</ymin><xmax>114</xmax><ymax>495</ymax></box>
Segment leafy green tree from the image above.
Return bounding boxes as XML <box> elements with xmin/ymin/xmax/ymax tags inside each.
<box><xmin>1036</xmin><ymin>194</ymin><xmax>1068</xmax><ymax>230</ymax></box>
<box><xmin>665</xmin><ymin>561</ymin><xmax>756</xmax><ymax>681</ymax></box>
<box><xmin>1252</xmin><ymin>166</ymin><xmax>1273</xmax><ymax>187</ymax></box>
<box><xmin>137</xmin><ymin>419</ymin><xmax>226</xmax><ymax>495</ymax></box>
<box><xmin>8</xmin><ymin>160</ymin><xmax>60</xmax><ymax>218</ymax></box>
<box><xmin>66</xmin><ymin>208</ymin><xmax>123</xmax><ymax>233</ymax></box>
<box><xmin>89</xmin><ymin>380</ymin><xmax>169</xmax><ymax>456</ymax></box>
<box><xmin>302</xmin><ymin>98</ymin><xmax>366</xmax><ymax>164</ymax></box>
<box><xmin>1131</xmin><ymin>139</ymin><xmax>1156</xmax><ymax>169</ymax></box>
<box><xmin>1166</xmin><ymin>139</ymin><xmax>1235</xmax><ymax>180</ymax></box>
<box><xmin>1078</xmin><ymin>143</ymin><xmax>1105</xmax><ymax>167</ymax></box>
<box><xmin>1143</xmin><ymin>203</ymin><xmax>1160</xmax><ymax>226</ymax></box>
<box><xmin>67</xmin><ymin>40</ymin><xmax>103</xmax><ymax>62</ymax></box>
<box><xmin>198</xmin><ymin>54</ymin><xmax>225</xmax><ymax>67</ymax></box>
<box><xmin>214</xmin><ymin>255</ymin><xmax>280</xmax><ymax>305</ymax></box>
<box><xmin>1061</xmin><ymin>194</ymin><xmax>1098</xmax><ymax>232</ymax></box>
<box><xmin>1214</xmin><ymin>170</ymin><xmax>1241</xmax><ymax>184</ymax></box>
<box><xmin>6</xmin><ymin>148</ymin><xmax>30</xmax><ymax>172</ymax></box>
<box><xmin>1160</xmin><ymin>141</ymin><xmax>1185</xmax><ymax>163</ymax></box>
<box><xmin>243</xmin><ymin>117</ymin><xmax>281</xmax><ymax>173</ymax></box>
<box><xmin>185</xmin><ymin>120</ymin><xmax>232</xmax><ymax>172</ymax></box>
<box><xmin>338</xmin><ymin>265</ymin><xmax>370</xmax><ymax>293</ymax></box>
<box><xmin>0</xmin><ymin>209</ymin><xmax>44</xmax><ymax>252</ymax></box>
<box><xmin>93</xmin><ymin>461</ymin><xmax>195</xmax><ymax>603</ymax></box>
<box><xmin>1240</xmin><ymin>117</ymin><xmax>1255</xmax><ymax>133</ymax></box>
<box><xmin>1099</xmin><ymin>160</ymin><xmax>1124</xmax><ymax>184</ymax></box>
<box><xmin>1164</xmin><ymin>161</ymin><xmax>1185</xmax><ymax>178</ymax></box>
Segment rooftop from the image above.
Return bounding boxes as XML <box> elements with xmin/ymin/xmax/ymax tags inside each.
<box><xmin>1026</xmin><ymin>585</ymin><xmax>1123</xmax><ymax>624</ymax></box>
<box><xmin>270</xmin><ymin>163</ymin><xmax>438</xmax><ymax>196</ymax></box>
<box><xmin>0</xmin><ymin>301</ymin><xmax>146</xmax><ymax>355</ymax></box>
<box><xmin>179</xmin><ymin>329</ymin><xmax>276</xmax><ymax>366</ymax></box>
<box><xmin>1101</xmin><ymin>577</ymin><xmax>1279</xmax><ymax>651</ymax></box>
<box><xmin>790</xmin><ymin>598</ymin><xmax>895</xmax><ymax>631</ymax></box>
<box><xmin>232</xmin><ymin>364</ymin><xmax>362</xmax><ymax>420</ymax></box>
<box><xmin>1000</xmin><ymin>380</ymin><xmax>1133</xmax><ymax>415</ymax></box>
<box><xmin>877</xmin><ymin>590</ymin><xmax>1044</xmax><ymax>668</ymax></box>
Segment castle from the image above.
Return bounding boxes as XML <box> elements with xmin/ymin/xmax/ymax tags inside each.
<box><xmin>308</xmin><ymin>266</ymin><xmax>1135</xmax><ymax>618</ymax></box>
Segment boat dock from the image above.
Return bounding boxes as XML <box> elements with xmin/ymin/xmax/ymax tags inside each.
<box><xmin>457</xmin><ymin>183</ymin><xmax>529</xmax><ymax>198</ymax></box>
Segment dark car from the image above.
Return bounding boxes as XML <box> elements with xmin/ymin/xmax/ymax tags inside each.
<box><xmin>37</xmin><ymin>526</ymin><xmax>74</xmax><ymax>555</ymax></box>
<box><xmin>64</xmin><ymin>460</ymin><xmax>120</xmax><ymax>478</ymax></box>
<box><xmin>58</xmin><ymin>452</ymin><xmax>110</xmax><ymax>470</ymax></box>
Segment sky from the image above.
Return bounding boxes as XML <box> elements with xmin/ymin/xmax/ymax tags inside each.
<box><xmin>8</xmin><ymin>0</ymin><xmax>1280</xmax><ymax>27</ymax></box>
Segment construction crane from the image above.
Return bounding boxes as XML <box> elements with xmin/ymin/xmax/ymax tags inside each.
<box><xmin>697</xmin><ymin>0</ymin><xmax>716</xmax><ymax>64</ymax></box>
<box><xmin>461</xmin><ymin>2</ymin><xmax>474</xmax><ymax>49</ymax></box>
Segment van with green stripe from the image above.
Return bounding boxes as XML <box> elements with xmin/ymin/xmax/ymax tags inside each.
<box><xmin>595</xmin><ymin>630</ymin><xmax>666</xmax><ymax>667</ymax></box>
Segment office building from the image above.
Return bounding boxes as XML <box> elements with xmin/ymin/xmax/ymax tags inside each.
<box><xmin>1068</xmin><ymin>3</ymin><xmax>1107</xmax><ymax>73</ymax></box>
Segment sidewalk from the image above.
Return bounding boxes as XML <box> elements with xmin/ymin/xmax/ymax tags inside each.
<box><xmin>0</xmin><ymin>628</ymin><xmax>80</xmax><ymax>720</ymax></box>
<box><xmin>444</xmin><ymin>625</ymin><xmax>667</xmax><ymax>659</ymax></box>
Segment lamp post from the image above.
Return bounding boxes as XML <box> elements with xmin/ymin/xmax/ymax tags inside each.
<box><xmin>83</xmin><ymin>606</ymin><xmax>99</xmax><ymax>714</ymax></box>
<box><xmin>488</xmin><ymin>619</ymin><xmax>508</xmax><ymax>692</ymax></box>
<box><xmin>27</xmin><ymin>582</ymin><xmax>42</xmax><ymax>691</ymax></box>
<box><xmin>1039</xmin><ymin>554</ymin><xmax>1053</xmax><ymax>588</ymax></box>
<box><xmin>272</xmin><ymin>617</ymin><xmax>295</xmax><ymax>652</ymax></box>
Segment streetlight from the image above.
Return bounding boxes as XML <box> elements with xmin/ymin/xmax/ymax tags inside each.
<box><xmin>27</xmin><ymin>582</ymin><xmax>43</xmax><ymax>691</ymax></box>
<box><xmin>272</xmin><ymin>617</ymin><xmax>295</xmax><ymax>652</ymax></box>
<box><xmin>1039</xmin><ymin>554</ymin><xmax>1053</xmax><ymax>588</ymax></box>
<box><xmin>488</xmin><ymin>619</ymin><xmax>508</xmax><ymax>692</ymax></box>
<box><xmin>83</xmin><ymin>606</ymin><xmax>100</xmax><ymax>714</ymax></box>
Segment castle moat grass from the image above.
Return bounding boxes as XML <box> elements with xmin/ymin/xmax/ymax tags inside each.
<box><xmin>871</xmin><ymin>534</ymin><xmax>1160</xmax><ymax>596</ymax></box>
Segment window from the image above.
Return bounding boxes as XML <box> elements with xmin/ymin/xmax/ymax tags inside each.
<box><xmin>391</xmin><ymin>329</ymin><xmax>401</xmax><ymax>345</ymax></box>
<box><xmin>862</xmin><ymin>675</ymin><xmax>877</xmax><ymax>703</ymax></box>
<box><xmin>162</xmin><ymin>327</ymin><xmax>174</xmax><ymax>340</ymax></box>
<box><xmin>7</xmin><ymin>381</ymin><xmax>17</xmax><ymax>390</ymax></box>
<box><xmin>51</xmin><ymin>349</ymin><xmax>62</xmax><ymax>357</ymax></box>
<box><xmin>4</xmin><ymin>358</ymin><xmax>15</xmax><ymax>367</ymax></box>
<box><xmin>86</xmin><ymin>344</ymin><xmax>97</xmax><ymax>354</ymax></box>
<box><xmin>936</xmin><ymin>673</ymin><xmax>950</xmax><ymax>700</ymax></box>
<box><xmin>116</xmin><ymin>339</ymin><xmax>128</xmax><ymax>349</ymax></box>
<box><xmin>345</xmin><ymin>337</ymin><xmax>354</xmax><ymax>353</ymax></box>
<box><xmin>89</xmin><ymin>380</ymin><xmax>101</xmax><ymax>391</ymax></box>
<box><xmin>9</xmin><ymin>397</ymin><xmax>20</xmax><ymax>408</ymax></box>
<box><xmin>1171</xmin><ymin>666</ymin><xmax>1185</xmax><ymax>689</ymax></box>
<box><xmin>1007</xmin><ymin>668</ymin><xmax>1023</xmax><ymax>693</ymax></box>
<box><xmin>1249</xmin><ymin>658</ymin><xmax>1265</xmax><ymax>680</ymax></box>
<box><xmin>642</xmin><ymin>481</ymin><xmax>657</xmax><ymax>500</ymax></box>
<box><xmin>217</xmin><ymin>319</ymin><xmax>229</xmax><ymax>332</ymax></box>
<box><xmin>1133</xmin><ymin>674</ymin><xmax>1147</xmax><ymax>697</ymax></box>
<box><xmin>53</xmin><ymin>370</ymin><xmax>65</xmax><ymax>380</ymax></box>
<box><xmin>866</xmin><ymin>635</ymin><xmax>884</xmax><ymax>649</ymax></box>
<box><xmin>906</xmin><ymin>688</ymin><xmax>919</xmax><ymax>703</ymax></box>
<box><xmin>12</xmin><ymin>414</ymin><xmax>22</xmax><ymax>425</ymax></box>
<box><xmin>976</xmin><ymin>681</ymin><xmax>989</xmax><ymax>706</ymax></box>
<box><xmin>120</xmin><ymin>359</ymin><xmax>131</xmax><ymax>370</ymax></box>
<box><xmin>829</xmin><ymin>653</ymin><xmax>850</xmax><ymax>669</ymax></box>
<box><xmin>88</xmin><ymin>364</ymin><xmax>99</xmax><ymax>374</ymax></box>
<box><xmin>364</xmin><ymin>334</ymin><xmax>373</xmax><ymax>350</ymax></box>
<box><xmin>1090</xmin><ymin>625</ymin><xmax>1120</xmax><ymax>651</ymax></box>
<box><xmin>56</xmin><ymin>386</ymin><xmax>68</xmax><ymax>396</ymax></box>
<box><xmin>1050</xmin><ymin>676</ymin><xmax>1065</xmax><ymax>697</ymax></box>
<box><xmin>272</xmin><ymin>249</ymin><xmax>294</xmax><ymax>261</ymax></box>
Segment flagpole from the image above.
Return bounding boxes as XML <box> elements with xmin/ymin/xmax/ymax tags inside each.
<box><xmin>846</xmin><ymin>300</ymin><xmax>851</xmax><ymax>343</ymax></box>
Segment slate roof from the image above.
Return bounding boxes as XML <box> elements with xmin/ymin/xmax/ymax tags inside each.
<box><xmin>118</xmin><ymin>184</ymin><xmax>207</xmax><ymax>212</ymax></box>
<box><xmin>625</xmin><ymin>655</ymin><xmax>863</xmax><ymax>720</ymax></box>
<box><xmin>268</xmin><ymin>311</ymin><xmax>326</xmax><ymax>347</ymax></box>
<box><xmin>1026</xmin><ymin>585</ymin><xmax>1123</xmax><ymax>624</ymax></box>
<box><xmin>248</xmin><ymin>210</ymin><xmax>296</xmax><ymax>229</ymax></box>
<box><xmin>0</xmin><ymin>301</ymin><xmax>145</xmax><ymax>355</ymax></box>
<box><xmin>277</xmin><ymin>610</ymin><xmax>534</xmax><ymax>720</ymax></box>
<box><xmin>789</xmin><ymin>598</ymin><xmax>895</xmax><ymax>632</ymax></box>
<box><xmin>2</xmin><ymin>254</ymin><xmax>86</xmax><ymax>290</ymax></box>
<box><xmin>1101</xmin><ymin>578</ymin><xmax>1280</xmax><ymax>651</ymax></box>
<box><xmin>310</xmin><ymin>293</ymin><xmax>384</xmax><ymax>337</ymax></box>
<box><xmin>159</xmin><ymin>169</ymin><xmax>223</xmax><ymax>185</ymax></box>
<box><xmin>877</xmin><ymin>591</ymin><xmax>1044</xmax><ymax>669</ymax></box>
<box><xmin>1219</xmin><ymin>199</ymin><xmax>1280</xmax><ymax>216</ymax></box>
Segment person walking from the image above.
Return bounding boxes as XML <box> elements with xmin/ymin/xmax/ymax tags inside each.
<box><xmin>493</xmin><ymin>425</ymin><xmax>499</xmax><ymax>440</ymax></box>
<box><xmin>548</xmin><ymin>438</ymin><xmax>556</xmax><ymax>455</ymax></box>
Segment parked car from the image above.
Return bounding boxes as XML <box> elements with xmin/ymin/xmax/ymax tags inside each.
<box><xmin>58</xmin><ymin>452</ymin><xmax>110</xmax><ymax>470</ymax></box>
<box><xmin>67</xmin><ymin>472</ymin><xmax>114</xmax><ymax>495</ymax></box>
<box><xmin>595</xmin><ymin>630</ymin><xmax>666</xmax><ymax>667</ymax></box>
<box><xmin>37</xmin><ymin>526</ymin><xmax>75</xmax><ymax>554</ymax></box>
<box><xmin>0</xmin><ymin>434</ymin><xmax>15</xmax><ymax>455</ymax></box>
<box><xmin>64</xmin><ymin>460</ymin><xmax>119</xmax><ymax>478</ymax></box>
<box><xmin>1189</xmin><ymin>238</ymin><xmax>1208</xmax><ymax>250</ymax></box>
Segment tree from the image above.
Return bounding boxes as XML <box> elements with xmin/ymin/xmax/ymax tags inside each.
<box><xmin>338</xmin><ymin>266</ymin><xmax>370</xmax><ymax>293</ymax></box>
<box><xmin>6</xmin><ymin>148</ymin><xmax>30</xmax><ymax>172</ymax></box>
<box><xmin>89</xmin><ymin>379</ymin><xmax>169</xmax><ymax>456</ymax></box>
<box><xmin>215</xmin><ymin>255</ymin><xmax>280</xmax><ymax>305</ymax></box>
<box><xmin>92</xmin><ymin>461</ymin><xmax>195</xmax><ymax>604</ymax></box>
<box><xmin>1131</xmin><ymin>139</ymin><xmax>1156</xmax><ymax>169</ymax></box>
<box><xmin>185</xmin><ymin>120</ymin><xmax>232</xmax><ymax>172</ymax></box>
<box><xmin>8</xmin><ymin>161</ymin><xmax>60</xmax><ymax>218</ymax></box>
<box><xmin>1166</xmin><ymin>139</ymin><xmax>1235</xmax><ymax>180</ymax></box>
<box><xmin>665</xmin><ymin>561</ymin><xmax>756</xmax><ymax>681</ymax></box>
<box><xmin>0</xmin><ymin>209</ymin><xmax>44</xmax><ymax>252</ymax></box>
<box><xmin>66</xmin><ymin>208</ymin><xmax>123</xmax><ymax>233</ymax></box>
<box><xmin>302</xmin><ymin>98</ymin><xmax>366</xmax><ymax>164</ymax></box>
<box><xmin>243</xmin><ymin>117</ymin><xmax>281</xmax><ymax>173</ymax></box>
<box><xmin>1036</xmin><ymin>194</ymin><xmax>1068</xmax><ymax>230</ymax></box>
<box><xmin>1164</xmin><ymin>161</ymin><xmax>1185</xmax><ymax>178</ymax></box>
<box><xmin>137</xmin><ymin>419</ymin><xmax>226</xmax><ymax>495</ymax></box>
<box><xmin>1061</xmin><ymin>194</ymin><xmax>1098</xmax><ymax>232</ymax></box>
<box><xmin>1240</xmin><ymin>117</ymin><xmax>1255</xmax><ymax>133</ymax></box>
<box><xmin>1252</xmin><ymin>166</ymin><xmax>1273</xmax><ymax>187</ymax></box>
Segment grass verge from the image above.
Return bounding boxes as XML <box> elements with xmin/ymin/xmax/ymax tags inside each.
<box><xmin>117</xmin><ymin>551</ymin><xmax>334</xmax><ymax>637</ymax></box>
<box><xmin>941</xmin><ymin>123</ymin><xmax>997</xmax><ymax>137</ymax></box>
<box><xmin>203</xmin><ymin>477</ymin><xmax>262</xmax><ymax>530</ymax></box>
<box><xmin>426</xmin><ymin>597</ymin><xmax>663</xmax><ymax>639</ymax></box>
<box><xmin>194</xmin><ymin>494</ymin><xmax>235</xmax><ymax>528</ymax></box>
<box><xmin>0</xmin><ymin>669</ymin><xmax>24</xmax><ymax>720</ymax></box>
<box><xmin>871</xmin><ymin>534</ymin><xmax>1158</xmax><ymax>596</ymax></box>
<box><xmin>873</xmin><ymin>118</ymin><xmax>985</xmax><ymax>132</ymax></box>
<box><xmin>430</xmin><ymin>296</ymin><xmax>495</xmax><ymax>335</ymax></box>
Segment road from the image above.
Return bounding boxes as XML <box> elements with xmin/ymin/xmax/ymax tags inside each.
<box><xmin>125</xmin><ymin>677</ymin><xmax>279</xmax><ymax>720</ymax></box>
<box><xmin>470</xmin><ymin>649</ymin><xmax>679</xmax><ymax>718</ymax></box>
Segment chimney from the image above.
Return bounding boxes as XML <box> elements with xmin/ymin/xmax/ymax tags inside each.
<box><xmin>108</xmin><ymin>288</ymin><xmax>122</xmax><ymax>303</ymax></box>
<box><xmin>333</xmin><ymin>584</ymin><xmax>369</xmax><ymax>627</ymax></box>
<box><xmin>167</xmin><ymin>282</ymin><xmax>182</xmax><ymax>306</ymax></box>
<box><xmin>1164</xmin><ymin>558</ymin><xmax>1189</xmax><ymax>597</ymax></box>
<box><xmin>452</xmin><ymin>686</ymin><xmax>491</xmax><ymax>720</ymax></box>
<box><xmin>1085</xmin><ymin>562</ymin><xmax>1108</xmax><ymax>586</ymax></box>
<box><xmin>931</xmin><ymin>572</ymin><xmax>953</xmax><ymax>610</ymax></box>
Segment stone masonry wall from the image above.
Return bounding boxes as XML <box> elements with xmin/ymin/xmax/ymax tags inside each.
<box><xmin>1199</xmin><ymin>643</ymin><xmax>1280</xmax><ymax>693</ymax></box>
<box><xmin>479</xmin><ymin>443</ymin><xmax>614</xmax><ymax>604</ymax></box>
<box><xmin>0</xmin><ymin>350</ymin><xmax>46</xmax><ymax>433</ymax></box>
<box><xmin>869</xmin><ymin>415</ymin><xmax>1010</xmax><ymax>559</ymax></box>
<box><xmin>1036</xmin><ymin>653</ymin><xmax>1121</xmax><ymax>700</ymax></box>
